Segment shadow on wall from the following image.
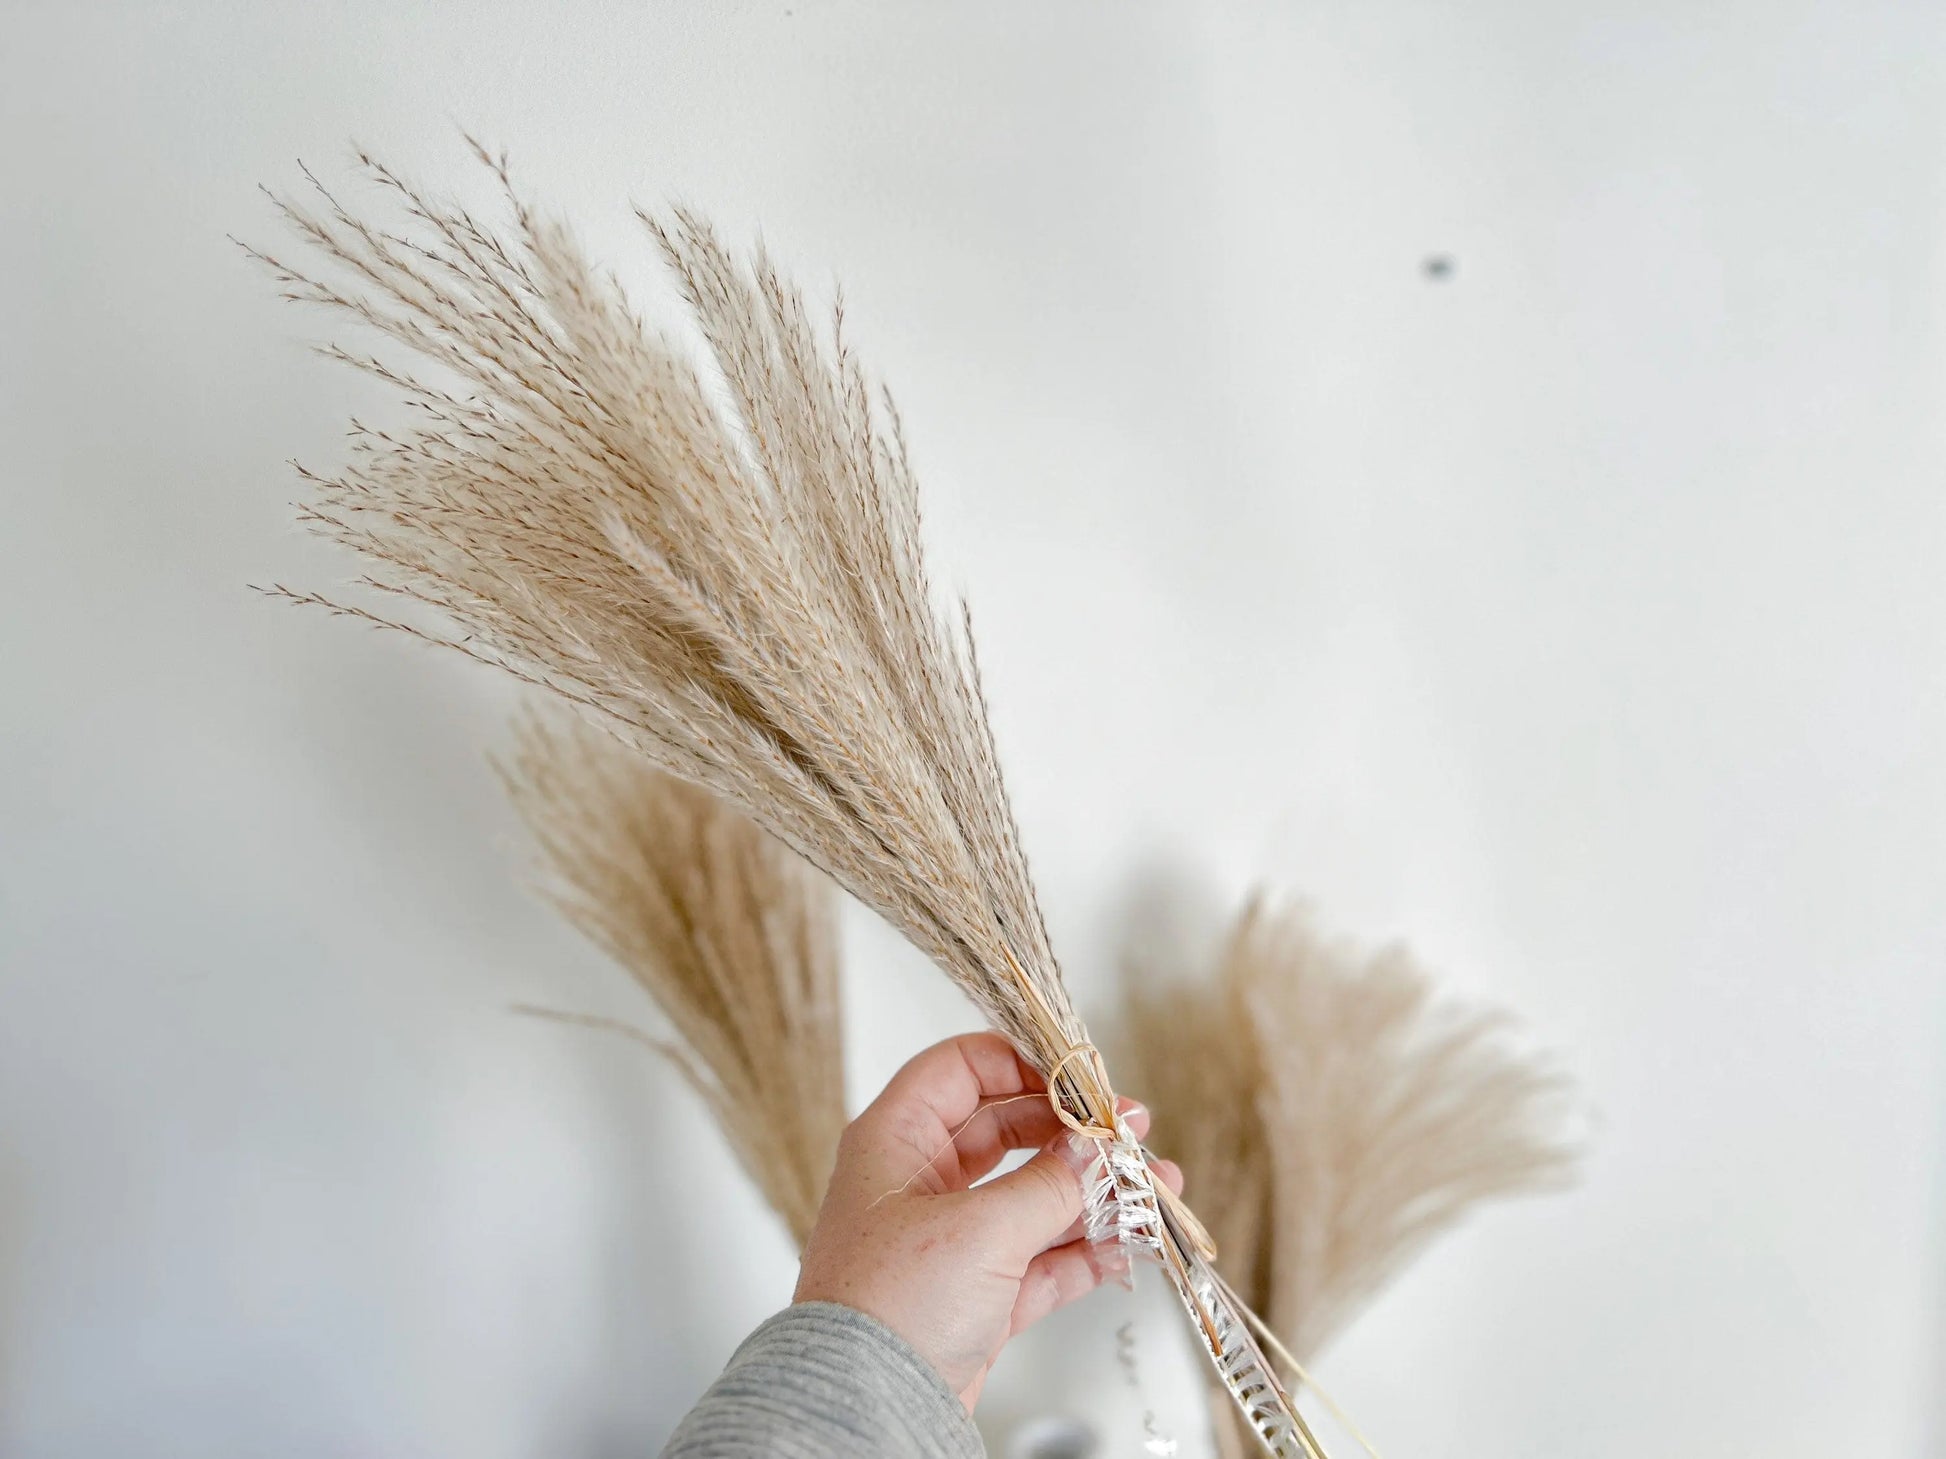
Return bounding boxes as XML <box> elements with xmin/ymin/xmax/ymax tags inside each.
<box><xmin>520</xmin><ymin>1027</ymin><xmax>790</xmax><ymax>1458</ymax></box>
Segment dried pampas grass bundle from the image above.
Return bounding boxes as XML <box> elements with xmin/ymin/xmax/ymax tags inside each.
<box><xmin>248</xmin><ymin>146</ymin><xmax>1328</xmax><ymax>1454</ymax></box>
<box><xmin>1125</xmin><ymin>894</ymin><xmax>1579</xmax><ymax>1459</ymax></box>
<box><xmin>502</xmin><ymin>710</ymin><xmax>844</xmax><ymax>1248</ymax></box>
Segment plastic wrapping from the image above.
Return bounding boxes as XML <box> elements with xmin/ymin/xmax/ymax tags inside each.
<box><xmin>1081</xmin><ymin>1120</ymin><xmax>1327</xmax><ymax>1459</ymax></box>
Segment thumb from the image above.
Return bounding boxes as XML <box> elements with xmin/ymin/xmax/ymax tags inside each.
<box><xmin>967</xmin><ymin>1131</ymin><xmax>1098</xmax><ymax>1264</ymax></box>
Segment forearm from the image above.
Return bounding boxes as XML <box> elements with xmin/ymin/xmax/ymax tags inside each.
<box><xmin>661</xmin><ymin>1301</ymin><xmax>984</xmax><ymax>1459</ymax></box>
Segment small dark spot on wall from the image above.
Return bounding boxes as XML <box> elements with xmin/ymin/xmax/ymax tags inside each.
<box><xmin>1423</xmin><ymin>255</ymin><xmax>1455</xmax><ymax>281</ymax></box>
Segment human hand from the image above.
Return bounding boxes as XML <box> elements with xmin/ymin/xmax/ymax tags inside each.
<box><xmin>792</xmin><ymin>1032</ymin><xmax>1183</xmax><ymax>1411</ymax></box>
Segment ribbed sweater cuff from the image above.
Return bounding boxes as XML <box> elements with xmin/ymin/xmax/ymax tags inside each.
<box><xmin>661</xmin><ymin>1301</ymin><xmax>984</xmax><ymax>1458</ymax></box>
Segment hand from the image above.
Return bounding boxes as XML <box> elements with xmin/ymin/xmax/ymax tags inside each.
<box><xmin>792</xmin><ymin>1032</ymin><xmax>1183</xmax><ymax>1411</ymax></box>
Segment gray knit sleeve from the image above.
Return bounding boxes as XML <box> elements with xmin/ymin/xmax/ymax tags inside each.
<box><xmin>661</xmin><ymin>1301</ymin><xmax>985</xmax><ymax>1458</ymax></box>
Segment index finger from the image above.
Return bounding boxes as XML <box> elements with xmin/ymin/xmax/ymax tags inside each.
<box><xmin>843</xmin><ymin>1032</ymin><xmax>1047</xmax><ymax>1195</ymax></box>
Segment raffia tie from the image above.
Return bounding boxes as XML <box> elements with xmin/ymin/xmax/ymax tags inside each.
<box><xmin>1046</xmin><ymin>1040</ymin><xmax>1219</xmax><ymax>1263</ymax></box>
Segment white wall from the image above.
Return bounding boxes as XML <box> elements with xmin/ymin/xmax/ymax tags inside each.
<box><xmin>3</xmin><ymin>3</ymin><xmax>1943</xmax><ymax>1456</ymax></box>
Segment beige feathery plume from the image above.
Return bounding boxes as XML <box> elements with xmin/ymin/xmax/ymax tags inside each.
<box><xmin>246</xmin><ymin>143</ymin><xmax>1073</xmax><ymax>1072</ymax></box>
<box><xmin>1125</xmin><ymin>895</ymin><xmax>1579</xmax><ymax>1459</ymax></box>
<box><xmin>249</xmin><ymin>147</ymin><xmax>1331</xmax><ymax>1454</ymax></box>
<box><xmin>502</xmin><ymin>711</ymin><xmax>844</xmax><ymax>1248</ymax></box>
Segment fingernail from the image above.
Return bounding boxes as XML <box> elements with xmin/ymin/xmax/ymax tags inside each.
<box><xmin>1056</xmin><ymin>1131</ymin><xmax>1099</xmax><ymax>1178</ymax></box>
<box><xmin>1122</xmin><ymin>1099</ymin><xmax>1148</xmax><ymax>1122</ymax></box>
